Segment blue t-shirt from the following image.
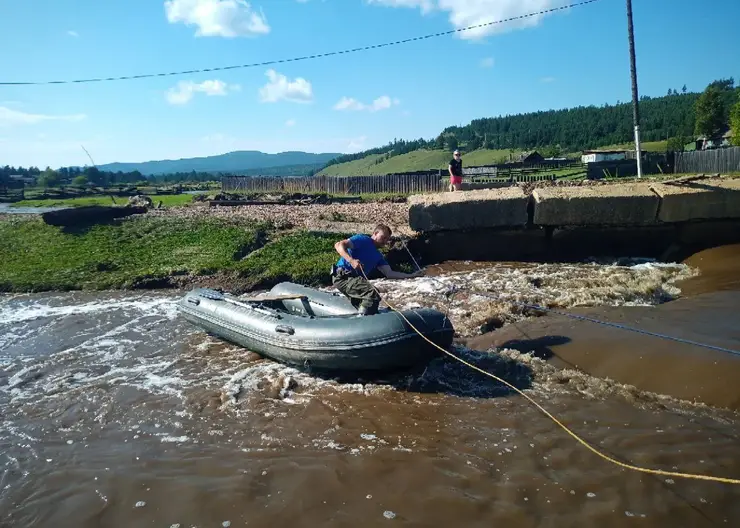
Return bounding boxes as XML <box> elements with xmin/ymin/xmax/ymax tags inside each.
<box><xmin>336</xmin><ymin>234</ymin><xmax>388</xmax><ymax>274</ymax></box>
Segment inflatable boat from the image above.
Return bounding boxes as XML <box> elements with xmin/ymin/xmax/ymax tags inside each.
<box><xmin>177</xmin><ymin>282</ymin><xmax>455</xmax><ymax>372</ymax></box>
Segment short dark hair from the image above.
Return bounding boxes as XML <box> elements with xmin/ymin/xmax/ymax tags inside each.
<box><xmin>374</xmin><ymin>224</ymin><xmax>392</xmax><ymax>237</ymax></box>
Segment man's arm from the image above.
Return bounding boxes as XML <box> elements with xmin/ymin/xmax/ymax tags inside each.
<box><xmin>377</xmin><ymin>264</ymin><xmax>423</xmax><ymax>280</ymax></box>
<box><xmin>334</xmin><ymin>238</ymin><xmax>360</xmax><ymax>269</ymax></box>
<box><xmin>448</xmin><ymin>163</ymin><xmax>454</xmax><ymax>178</ymax></box>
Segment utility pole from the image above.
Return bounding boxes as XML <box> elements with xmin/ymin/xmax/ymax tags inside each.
<box><xmin>626</xmin><ymin>0</ymin><xmax>643</xmax><ymax>178</ymax></box>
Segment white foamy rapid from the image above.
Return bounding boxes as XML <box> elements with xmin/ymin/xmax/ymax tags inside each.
<box><xmin>371</xmin><ymin>260</ymin><xmax>698</xmax><ymax>336</ymax></box>
<box><xmin>0</xmin><ymin>259</ymin><xmax>704</xmax><ymax>455</ymax></box>
<box><xmin>0</xmin><ymin>295</ymin><xmax>179</xmax><ymax>326</ymax></box>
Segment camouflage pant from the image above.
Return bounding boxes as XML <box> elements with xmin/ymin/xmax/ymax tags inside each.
<box><xmin>331</xmin><ymin>267</ymin><xmax>381</xmax><ymax>315</ymax></box>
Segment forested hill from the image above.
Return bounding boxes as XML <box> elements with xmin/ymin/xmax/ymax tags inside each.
<box><xmin>97</xmin><ymin>150</ymin><xmax>341</xmax><ymax>176</ymax></box>
<box><xmin>324</xmin><ymin>89</ymin><xmax>705</xmax><ymax>169</ymax></box>
<box><xmin>442</xmin><ymin>91</ymin><xmax>700</xmax><ymax>151</ymax></box>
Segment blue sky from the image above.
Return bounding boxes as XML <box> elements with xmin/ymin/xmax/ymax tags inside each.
<box><xmin>0</xmin><ymin>0</ymin><xmax>738</xmax><ymax>168</ymax></box>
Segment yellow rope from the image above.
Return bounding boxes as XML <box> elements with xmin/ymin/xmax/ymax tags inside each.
<box><xmin>359</xmin><ymin>266</ymin><xmax>740</xmax><ymax>485</ymax></box>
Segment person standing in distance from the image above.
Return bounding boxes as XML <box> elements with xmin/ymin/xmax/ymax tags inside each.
<box><xmin>448</xmin><ymin>150</ymin><xmax>463</xmax><ymax>192</ymax></box>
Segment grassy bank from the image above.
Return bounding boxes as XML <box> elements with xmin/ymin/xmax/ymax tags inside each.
<box><xmin>11</xmin><ymin>194</ymin><xmax>194</xmax><ymax>208</ymax></box>
<box><xmin>0</xmin><ymin>215</ymin><xmax>355</xmax><ymax>294</ymax></box>
<box><xmin>318</xmin><ymin>142</ymin><xmax>672</xmax><ymax>177</ymax></box>
<box><xmin>318</xmin><ymin>149</ymin><xmax>527</xmax><ymax>176</ymax></box>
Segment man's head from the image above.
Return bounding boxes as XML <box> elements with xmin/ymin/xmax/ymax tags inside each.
<box><xmin>371</xmin><ymin>224</ymin><xmax>392</xmax><ymax>247</ymax></box>
<box><xmin>453</xmin><ymin>150</ymin><xmax>461</xmax><ymax>159</ymax></box>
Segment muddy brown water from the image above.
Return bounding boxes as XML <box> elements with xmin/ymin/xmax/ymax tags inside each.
<box><xmin>1</xmin><ymin>247</ymin><xmax>740</xmax><ymax>527</ymax></box>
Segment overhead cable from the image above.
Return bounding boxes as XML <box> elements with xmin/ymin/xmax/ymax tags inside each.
<box><xmin>0</xmin><ymin>0</ymin><xmax>601</xmax><ymax>86</ymax></box>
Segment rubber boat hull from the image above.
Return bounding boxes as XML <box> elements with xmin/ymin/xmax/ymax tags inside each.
<box><xmin>177</xmin><ymin>282</ymin><xmax>455</xmax><ymax>372</ymax></box>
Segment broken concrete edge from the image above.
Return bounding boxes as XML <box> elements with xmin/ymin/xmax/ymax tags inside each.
<box><xmin>531</xmin><ymin>184</ymin><xmax>661</xmax><ymax>227</ymax></box>
<box><xmin>403</xmin><ymin>218</ymin><xmax>740</xmax><ymax>266</ymax></box>
<box><xmin>649</xmin><ymin>178</ymin><xmax>740</xmax><ymax>223</ymax></box>
<box><xmin>408</xmin><ymin>187</ymin><xmax>530</xmax><ymax>232</ymax></box>
<box><xmin>406</xmin><ymin>176</ymin><xmax>740</xmax><ymax>230</ymax></box>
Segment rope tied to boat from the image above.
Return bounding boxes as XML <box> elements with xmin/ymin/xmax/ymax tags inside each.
<box><xmin>357</xmin><ymin>250</ymin><xmax>740</xmax><ymax>486</ymax></box>
<box><xmin>397</xmin><ymin>241</ymin><xmax>740</xmax><ymax>358</ymax></box>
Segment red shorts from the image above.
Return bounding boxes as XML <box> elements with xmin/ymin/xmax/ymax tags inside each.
<box><xmin>450</xmin><ymin>176</ymin><xmax>463</xmax><ymax>185</ymax></box>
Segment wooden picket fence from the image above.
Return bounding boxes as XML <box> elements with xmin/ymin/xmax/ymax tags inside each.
<box><xmin>675</xmin><ymin>147</ymin><xmax>740</xmax><ymax>174</ymax></box>
<box><xmin>221</xmin><ymin>171</ymin><xmax>558</xmax><ymax>195</ymax></box>
<box><xmin>222</xmin><ymin>173</ymin><xmax>446</xmax><ymax>195</ymax></box>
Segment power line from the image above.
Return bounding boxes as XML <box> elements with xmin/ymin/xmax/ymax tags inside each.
<box><xmin>0</xmin><ymin>0</ymin><xmax>602</xmax><ymax>86</ymax></box>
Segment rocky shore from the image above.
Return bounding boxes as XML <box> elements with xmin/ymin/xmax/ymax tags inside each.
<box><xmin>146</xmin><ymin>200</ymin><xmax>416</xmax><ymax>236</ymax></box>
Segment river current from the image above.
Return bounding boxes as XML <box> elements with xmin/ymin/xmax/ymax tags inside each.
<box><xmin>1</xmin><ymin>247</ymin><xmax>739</xmax><ymax>527</ymax></box>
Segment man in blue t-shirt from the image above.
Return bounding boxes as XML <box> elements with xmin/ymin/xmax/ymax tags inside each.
<box><xmin>332</xmin><ymin>224</ymin><xmax>423</xmax><ymax>315</ymax></box>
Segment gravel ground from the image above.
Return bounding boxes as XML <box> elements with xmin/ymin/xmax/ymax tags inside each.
<box><xmin>145</xmin><ymin>201</ymin><xmax>416</xmax><ymax>236</ymax></box>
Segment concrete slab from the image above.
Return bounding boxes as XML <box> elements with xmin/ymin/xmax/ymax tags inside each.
<box><xmin>407</xmin><ymin>188</ymin><xmax>528</xmax><ymax>232</ymax></box>
<box><xmin>651</xmin><ymin>177</ymin><xmax>740</xmax><ymax>223</ymax></box>
<box><xmin>532</xmin><ymin>183</ymin><xmax>659</xmax><ymax>226</ymax></box>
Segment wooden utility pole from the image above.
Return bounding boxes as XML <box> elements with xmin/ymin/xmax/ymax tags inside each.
<box><xmin>626</xmin><ymin>0</ymin><xmax>643</xmax><ymax>178</ymax></box>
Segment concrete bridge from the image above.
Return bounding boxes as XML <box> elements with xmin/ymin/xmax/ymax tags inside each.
<box><xmin>405</xmin><ymin>176</ymin><xmax>740</xmax><ymax>263</ymax></box>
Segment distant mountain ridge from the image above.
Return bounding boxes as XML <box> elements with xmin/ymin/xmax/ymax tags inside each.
<box><xmin>97</xmin><ymin>150</ymin><xmax>342</xmax><ymax>176</ymax></box>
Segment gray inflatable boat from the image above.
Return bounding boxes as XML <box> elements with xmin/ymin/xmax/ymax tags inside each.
<box><xmin>177</xmin><ymin>281</ymin><xmax>455</xmax><ymax>372</ymax></box>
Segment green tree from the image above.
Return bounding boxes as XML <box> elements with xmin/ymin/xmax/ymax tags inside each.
<box><xmin>445</xmin><ymin>135</ymin><xmax>459</xmax><ymax>151</ymax></box>
<box><xmin>682</xmin><ymin>84</ymin><xmax>687</xmax><ymax>94</ymax></box>
<box><xmin>467</xmin><ymin>135</ymin><xmax>482</xmax><ymax>151</ymax></box>
<box><xmin>434</xmin><ymin>134</ymin><xmax>445</xmax><ymax>149</ymax></box>
<box><xmin>730</xmin><ymin>101</ymin><xmax>740</xmax><ymax>147</ymax></box>
<box><xmin>72</xmin><ymin>175</ymin><xmax>89</xmax><ymax>187</ymax></box>
<box><xmin>666</xmin><ymin>136</ymin><xmax>689</xmax><ymax>152</ymax></box>
<box><xmin>84</xmin><ymin>166</ymin><xmax>107</xmax><ymax>186</ymax></box>
<box><xmin>37</xmin><ymin>168</ymin><xmax>60</xmax><ymax>188</ymax></box>
<box><xmin>694</xmin><ymin>86</ymin><xmax>727</xmax><ymax>141</ymax></box>
<box><xmin>542</xmin><ymin>145</ymin><xmax>562</xmax><ymax>158</ymax></box>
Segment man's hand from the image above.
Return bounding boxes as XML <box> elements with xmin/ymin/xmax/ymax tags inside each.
<box><xmin>349</xmin><ymin>258</ymin><xmax>362</xmax><ymax>270</ymax></box>
<box><xmin>378</xmin><ymin>265</ymin><xmax>424</xmax><ymax>280</ymax></box>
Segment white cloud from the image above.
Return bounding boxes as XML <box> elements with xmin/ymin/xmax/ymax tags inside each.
<box><xmin>367</xmin><ymin>0</ymin><xmax>435</xmax><ymax>14</ymax></box>
<box><xmin>164</xmin><ymin>0</ymin><xmax>270</xmax><ymax>37</ymax></box>
<box><xmin>333</xmin><ymin>97</ymin><xmax>364</xmax><ymax>111</ymax></box>
<box><xmin>165</xmin><ymin>79</ymin><xmax>240</xmax><ymax>104</ymax></box>
<box><xmin>67</xmin><ymin>30</ymin><xmax>79</xmax><ymax>37</ymax></box>
<box><xmin>285</xmin><ymin>119</ymin><xmax>297</xmax><ymax>127</ymax></box>
<box><xmin>367</xmin><ymin>0</ymin><xmax>569</xmax><ymax>40</ymax></box>
<box><xmin>480</xmin><ymin>57</ymin><xmax>494</xmax><ymax>68</ymax></box>
<box><xmin>333</xmin><ymin>95</ymin><xmax>400</xmax><ymax>112</ymax></box>
<box><xmin>258</xmin><ymin>69</ymin><xmax>314</xmax><ymax>104</ymax></box>
<box><xmin>0</xmin><ymin>106</ymin><xmax>86</xmax><ymax>127</ymax></box>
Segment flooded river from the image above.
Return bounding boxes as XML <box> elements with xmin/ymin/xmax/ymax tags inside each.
<box><xmin>1</xmin><ymin>246</ymin><xmax>739</xmax><ymax>527</ymax></box>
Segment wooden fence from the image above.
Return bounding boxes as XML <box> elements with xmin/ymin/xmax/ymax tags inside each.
<box><xmin>0</xmin><ymin>183</ymin><xmax>24</xmax><ymax>202</ymax></box>
<box><xmin>221</xmin><ymin>170</ymin><xmax>560</xmax><ymax>195</ymax></box>
<box><xmin>222</xmin><ymin>173</ymin><xmax>446</xmax><ymax>195</ymax></box>
<box><xmin>675</xmin><ymin>147</ymin><xmax>740</xmax><ymax>174</ymax></box>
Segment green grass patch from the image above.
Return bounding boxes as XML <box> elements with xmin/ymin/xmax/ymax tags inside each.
<box><xmin>594</xmin><ymin>140</ymin><xmax>669</xmax><ymax>153</ymax></box>
<box><xmin>318</xmin><ymin>142</ymin><xmax>676</xmax><ymax>178</ymax></box>
<box><xmin>233</xmin><ymin>231</ymin><xmax>351</xmax><ymax>289</ymax></box>
<box><xmin>0</xmin><ymin>216</ymin><xmax>364</xmax><ymax>293</ymax></box>
<box><xmin>318</xmin><ymin>148</ymin><xmax>526</xmax><ymax>176</ymax></box>
<box><xmin>0</xmin><ymin>216</ymin><xmax>265</xmax><ymax>292</ymax></box>
<box><xmin>12</xmin><ymin>194</ymin><xmax>194</xmax><ymax>208</ymax></box>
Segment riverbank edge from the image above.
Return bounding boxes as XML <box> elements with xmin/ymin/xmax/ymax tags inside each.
<box><xmin>0</xmin><ymin>214</ymin><xmax>419</xmax><ymax>296</ymax></box>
